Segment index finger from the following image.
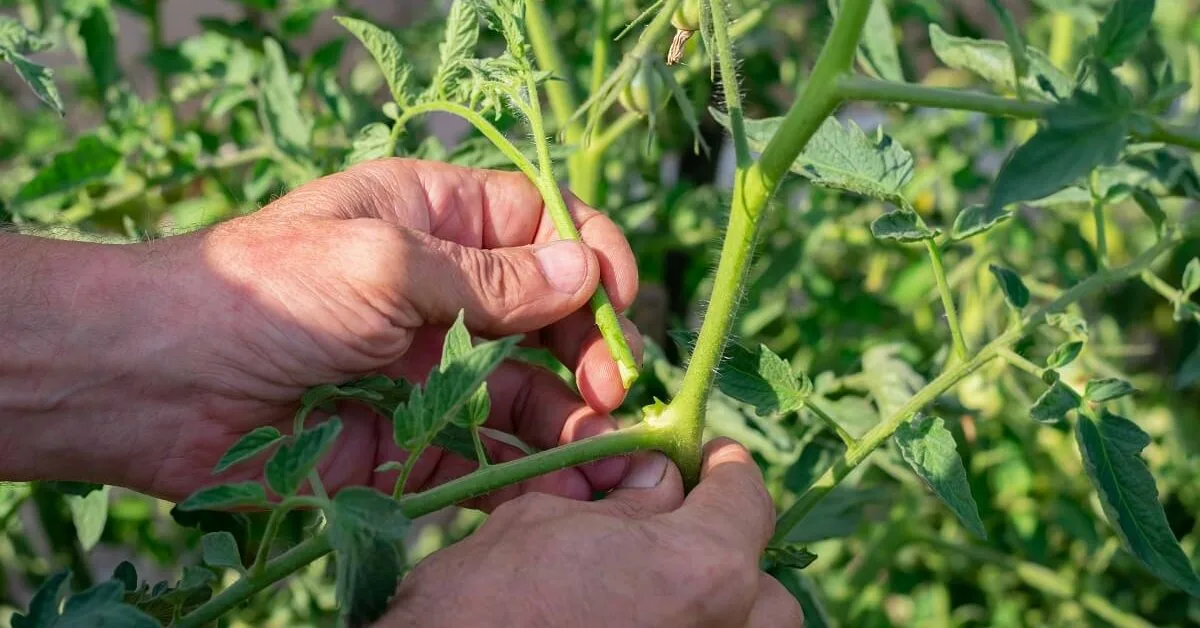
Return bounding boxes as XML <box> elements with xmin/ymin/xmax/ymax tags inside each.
<box><xmin>670</xmin><ymin>438</ymin><xmax>776</xmax><ymax>556</ymax></box>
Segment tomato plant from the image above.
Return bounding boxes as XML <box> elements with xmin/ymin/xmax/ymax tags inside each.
<box><xmin>3</xmin><ymin>0</ymin><xmax>1200</xmax><ymax>626</ymax></box>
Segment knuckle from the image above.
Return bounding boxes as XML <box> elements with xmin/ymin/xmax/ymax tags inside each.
<box><xmin>455</xmin><ymin>246</ymin><xmax>524</xmax><ymax>316</ymax></box>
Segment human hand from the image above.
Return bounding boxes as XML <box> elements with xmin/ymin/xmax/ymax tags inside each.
<box><xmin>383</xmin><ymin>438</ymin><xmax>802</xmax><ymax>627</ymax></box>
<box><xmin>0</xmin><ymin>159</ymin><xmax>639</xmax><ymax>506</ymax></box>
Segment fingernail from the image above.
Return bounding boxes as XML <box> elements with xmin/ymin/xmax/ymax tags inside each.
<box><xmin>534</xmin><ymin>240</ymin><xmax>588</xmax><ymax>294</ymax></box>
<box><xmin>618</xmin><ymin>453</ymin><xmax>668</xmax><ymax>489</ymax></box>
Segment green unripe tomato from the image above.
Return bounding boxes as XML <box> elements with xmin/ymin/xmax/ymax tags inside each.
<box><xmin>671</xmin><ymin>0</ymin><xmax>701</xmax><ymax>31</ymax></box>
<box><xmin>618</xmin><ymin>63</ymin><xmax>665</xmax><ymax>115</ymax></box>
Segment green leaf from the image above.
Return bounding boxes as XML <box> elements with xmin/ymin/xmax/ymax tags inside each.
<box><xmin>77</xmin><ymin>5</ymin><xmax>122</xmax><ymax>98</ymax></box>
<box><xmin>830</xmin><ymin>0</ymin><xmax>902</xmax><ymax>82</ymax></box>
<box><xmin>764</xmin><ymin>543</ymin><xmax>818</xmax><ymax>570</ymax></box>
<box><xmin>1181</xmin><ymin>258</ymin><xmax>1200</xmax><ymax>297</ymax></box>
<box><xmin>201</xmin><ymin>531</ymin><xmax>244</xmax><ymax>573</ymax></box>
<box><xmin>669</xmin><ymin>331</ymin><xmax>810</xmax><ymax>416</ymax></box>
<box><xmin>1076</xmin><ymin>410</ymin><xmax>1200</xmax><ymax>596</ymax></box>
<box><xmin>346</xmin><ymin>122</ymin><xmax>393</xmax><ymax>166</ymax></box>
<box><xmin>12</xmin><ymin>573</ymin><xmax>158</xmax><ymax>628</ymax></box>
<box><xmin>863</xmin><ymin>344</ymin><xmax>925</xmax><ymax>418</ymax></box>
<box><xmin>987</xmin><ymin>264</ymin><xmax>1030</xmax><ymax>309</ymax></box>
<box><xmin>329</xmin><ymin>487</ymin><xmax>411</xmax><ymax>627</ymax></box>
<box><xmin>1047</xmin><ymin>312</ymin><xmax>1089</xmax><ymax>338</ymax></box>
<box><xmin>1084</xmin><ymin>377</ymin><xmax>1137</xmax><ymax>402</ymax></box>
<box><xmin>440</xmin><ymin>310</ymin><xmax>495</xmax><ymax>429</ymax></box>
<box><xmin>1177</xmin><ymin>344</ymin><xmax>1200</xmax><ymax>390</ymax></box>
<box><xmin>0</xmin><ymin>17</ymin><xmax>64</xmax><ymax>115</ymax></box>
<box><xmin>213</xmin><ymin>426</ymin><xmax>284</xmax><ymax>474</ymax></box>
<box><xmin>178</xmin><ymin>482</ymin><xmax>268</xmax><ymax>511</ymax></box>
<box><xmin>928</xmin><ymin>23</ymin><xmax>1072</xmax><ymax>101</ymax></box>
<box><xmin>987</xmin><ymin>95</ymin><xmax>1130</xmax><ymax>212</ymax></box>
<box><xmin>424</xmin><ymin>0</ymin><xmax>479</xmax><ymax>100</ymax></box>
<box><xmin>335</xmin><ymin>16</ymin><xmax>412</xmax><ymax>105</ymax></box>
<box><xmin>66</xmin><ymin>485</ymin><xmax>109</xmax><ymax>552</ymax></box>
<box><xmin>1046</xmin><ymin>340</ymin><xmax>1084</xmax><ymax>369</ymax></box>
<box><xmin>259</xmin><ymin>37</ymin><xmax>312</xmax><ymax>158</ymax></box>
<box><xmin>951</xmin><ymin>204</ymin><xmax>1011</xmax><ymax>241</ymax></box>
<box><xmin>1092</xmin><ymin>0</ymin><xmax>1155</xmax><ymax>67</ymax></box>
<box><xmin>713</xmin><ymin>110</ymin><xmax>913</xmax><ymax>206</ymax></box>
<box><xmin>870</xmin><ymin>209</ymin><xmax>939</xmax><ymax>242</ymax></box>
<box><xmin>1030</xmin><ymin>380</ymin><xmax>1081</xmax><ymax>424</ymax></box>
<box><xmin>14</xmin><ymin>135</ymin><xmax>121</xmax><ymax>203</ymax></box>
<box><xmin>895</xmin><ymin>414</ymin><xmax>987</xmax><ymax>539</ymax></box>
<box><xmin>1130</xmin><ymin>187</ymin><xmax>1167</xmax><ymax>234</ymax></box>
<box><xmin>394</xmin><ymin>333</ymin><xmax>519</xmax><ymax>450</ymax></box>
<box><xmin>42</xmin><ymin>481</ymin><xmax>104</xmax><ymax>497</ymax></box>
<box><xmin>265</xmin><ymin>418</ymin><xmax>343</xmax><ymax>497</ymax></box>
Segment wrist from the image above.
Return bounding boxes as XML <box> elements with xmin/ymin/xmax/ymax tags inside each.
<box><xmin>0</xmin><ymin>232</ymin><xmax>196</xmax><ymax>488</ymax></box>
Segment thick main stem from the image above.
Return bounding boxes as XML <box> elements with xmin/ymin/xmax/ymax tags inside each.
<box><xmin>667</xmin><ymin>0</ymin><xmax>874</xmax><ymax>485</ymax></box>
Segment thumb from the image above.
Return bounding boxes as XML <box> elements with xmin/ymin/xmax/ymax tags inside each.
<box><xmin>401</xmin><ymin>232</ymin><xmax>599</xmax><ymax>335</ymax></box>
<box><xmin>599</xmin><ymin>452</ymin><xmax>685</xmax><ymax>519</ymax></box>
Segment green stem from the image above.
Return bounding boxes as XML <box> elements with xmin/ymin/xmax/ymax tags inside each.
<box><xmin>393</xmin><ymin>449</ymin><xmax>422</xmax><ymax>499</ymax></box>
<box><xmin>581</xmin><ymin>113</ymin><xmax>641</xmax><ymax>160</ymax></box>
<box><xmin>668</xmin><ymin>0</ymin><xmax>874</xmax><ymax>486</ymax></box>
<box><xmin>250</xmin><ymin>504</ymin><xmax>289</xmax><ymax>576</ymax></box>
<box><xmin>395</xmin><ymin>101</ymin><xmax>541</xmax><ymax>182</ymax></box>
<box><xmin>997</xmin><ymin>346</ymin><xmax>1044</xmax><ymax>378</ymax></box>
<box><xmin>926</xmin><ymin>239</ymin><xmax>969</xmax><ymax>363</ymax></box>
<box><xmin>1090</xmin><ymin>171</ymin><xmax>1108</xmax><ymax>268</ymax></box>
<box><xmin>832</xmin><ymin>76</ymin><xmax>1200</xmax><ymax>150</ymax></box>
<box><xmin>773</xmin><ymin>233</ymin><xmax>1184</xmax><ymax>542</ymax></box>
<box><xmin>177</xmin><ymin>426</ymin><xmax>661</xmax><ymax>628</ymax></box>
<box><xmin>708</xmin><ymin>0</ymin><xmax>751</xmax><ymax>167</ymax></box>
<box><xmin>525</xmin><ymin>0</ymin><xmax>579</xmax><ymax>132</ymax></box>
<box><xmin>1141</xmin><ymin>270</ymin><xmax>1200</xmax><ymax>323</ymax></box>
<box><xmin>471</xmin><ymin>426</ymin><xmax>490</xmax><ymax>467</ymax></box>
<box><xmin>805</xmin><ymin>398</ymin><xmax>857</xmax><ymax>447</ymax></box>
<box><xmin>523</xmin><ymin>71</ymin><xmax>640</xmax><ymax>388</ymax></box>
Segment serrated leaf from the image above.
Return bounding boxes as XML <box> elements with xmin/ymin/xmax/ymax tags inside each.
<box><xmin>394</xmin><ymin>334</ymin><xmax>520</xmax><ymax>450</ymax></box>
<box><xmin>870</xmin><ymin>209</ymin><xmax>938</xmax><ymax>242</ymax></box>
<box><xmin>1046</xmin><ymin>340</ymin><xmax>1084</xmax><ymax>369</ymax></box>
<box><xmin>669</xmin><ymin>331</ymin><xmax>810</xmax><ymax>416</ymax></box>
<box><xmin>764</xmin><ymin>543</ymin><xmax>818</xmax><ymax>570</ymax></box>
<box><xmin>1076</xmin><ymin>410</ymin><xmax>1200</xmax><ymax>596</ymax></box>
<box><xmin>201</xmin><ymin>531</ymin><xmax>244</xmax><ymax>572</ymax></box>
<box><xmin>0</xmin><ymin>17</ymin><xmax>64</xmax><ymax>115</ymax></box>
<box><xmin>988</xmin><ymin>264</ymin><xmax>1030</xmax><ymax>309</ymax></box>
<box><xmin>1084</xmin><ymin>377</ymin><xmax>1137</xmax><ymax>402</ymax></box>
<box><xmin>265</xmin><ymin>418</ymin><xmax>343</xmax><ymax>497</ymax></box>
<box><xmin>14</xmin><ymin>135</ymin><xmax>121</xmax><ymax>203</ymax></box>
<box><xmin>985</xmin><ymin>0</ymin><xmax>1028</xmax><ymax>90</ymax></box>
<box><xmin>1030</xmin><ymin>380</ymin><xmax>1080</xmax><ymax>424</ymax></box>
<box><xmin>712</xmin><ymin>110</ymin><xmax>913</xmax><ymax>206</ymax></box>
<box><xmin>895</xmin><ymin>414</ymin><xmax>987</xmax><ymax>539</ymax></box>
<box><xmin>178</xmin><ymin>482</ymin><xmax>268</xmax><ymax>511</ymax></box>
<box><xmin>213</xmin><ymin>426</ymin><xmax>284</xmax><ymax>474</ymax></box>
<box><xmin>336</xmin><ymin>16</ymin><xmax>412</xmax><ymax>105</ymax></box>
<box><xmin>329</xmin><ymin>487</ymin><xmax>411</xmax><ymax>627</ymax></box>
<box><xmin>66</xmin><ymin>485</ymin><xmax>109</xmax><ymax>551</ymax></box>
<box><xmin>951</xmin><ymin>204</ymin><xmax>1011</xmax><ymax>240</ymax></box>
<box><xmin>13</xmin><ymin>573</ymin><xmax>158</xmax><ymax>628</ymax></box>
<box><xmin>346</xmin><ymin>123</ymin><xmax>393</xmax><ymax>166</ymax></box>
<box><xmin>424</xmin><ymin>0</ymin><xmax>479</xmax><ymax>100</ymax></box>
<box><xmin>1092</xmin><ymin>0</ymin><xmax>1155</xmax><ymax>67</ymax></box>
<box><xmin>830</xmin><ymin>0</ymin><xmax>902</xmax><ymax>82</ymax></box>
<box><xmin>987</xmin><ymin>96</ymin><xmax>1130</xmax><ymax>212</ymax></box>
<box><xmin>441</xmin><ymin>310</ymin><xmax>473</xmax><ymax>364</ymax></box>
<box><xmin>259</xmin><ymin>37</ymin><xmax>312</xmax><ymax>158</ymax></box>
<box><xmin>928</xmin><ymin>23</ymin><xmax>1071</xmax><ymax>100</ymax></box>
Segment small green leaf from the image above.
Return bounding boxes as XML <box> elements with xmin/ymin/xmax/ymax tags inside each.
<box><xmin>13</xmin><ymin>573</ymin><xmax>158</xmax><ymax>628</ymax></box>
<box><xmin>259</xmin><ymin>37</ymin><xmax>312</xmax><ymax>159</ymax></box>
<box><xmin>830</xmin><ymin>0</ymin><xmax>902</xmax><ymax>82</ymax></box>
<box><xmin>213</xmin><ymin>426</ymin><xmax>284</xmax><ymax>474</ymax></box>
<box><xmin>987</xmin><ymin>95</ymin><xmax>1130</xmax><ymax>212</ymax></box>
<box><xmin>77</xmin><ymin>5</ymin><xmax>121</xmax><ymax>98</ymax></box>
<box><xmin>1084</xmin><ymin>378</ymin><xmax>1137</xmax><ymax>402</ymax></box>
<box><xmin>951</xmin><ymin>204</ymin><xmax>1011</xmax><ymax>241</ymax></box>
<box><xmin>329</xmin><ymin>487</ymin><xmax>411</xmax><ymax>627</ymax></box>
<box><xmin>440</xmin><ymin>310</ymin><xmax>474</xmax><ymax>364</ymax></box>
<box><xmin>764</xmin><ymin>543</ymin><xmax>818</xmax><ymax>570</ymax></box>
<box><xmin>669</xmin><ymin>331</ymin><xmax>810</xmax><ymax>416</ymax></box>
<box><xmin>423</xmin><ymin>0</ymin><xmax>479</xmax><ymax>100</ymax></box>
<box><xmin>1130</xmin><ymin>187</ymin><xmax>1167</xmax><ymax>234</ymax></box>
<box><xmin>14</xmin><ymin>135</ymin><xmax>121</xmax><ymax>203</ymax></box>
<box><xmin>0</xmin><ymin>17</ymin><xmax>64</xmax><ymax>115</ymax></box>
<box><xmin>345</xmin><ymin>123</ymin><xmax>393</xmax><ymax>166</ymax></box>
<box><xmin>870</xmin><ymin>209</ymin><xmax>939</xmax><ymax>242</ymax></box>
<box><xmin>112</xmin><ymin>561</ymin><xmax>137</xmax><ymax>591</ymax></box>
<box><xmin>1181</xmin><ymin>258</ymin><xmax>1200</xmax><ymax>297</ymax></box>
<box><xmin>201</xmin><ymin>531</ymin><xmax>244</xmax><ymax>573</ymax></box>
<box><xmin>1092</xmin><ymin>0</ymin><xmax>1155</xmax><ymax>67</ymax></box>
<box><xmin>335</xmin><ymin>16</ymin><xmax>412</xmax><ymax>105</ymax></box>
<box><xmin>178</xmin><ymin>482</ymin><xmax>268</xmax><ymax>511</ymax></box>
<box><xmin>1030</xmin><ymin>380</ymin><xmax>1081</xmax><ymax>424</ymax></box>
<box><xmin>265</xmin><ymin>418</ymin><xmax>343</xmax><ymax>497</ymax></box>
<box><xmin>1076</xmin><ymin>410</ymin><xmax>1200</xmax><ymax>596</ymax></box>
<box><xmin>1046</xmin><ymin>340</ymin><xmax>1084</xmax><ymax>369</ymax></box>
<box><xmin>66</xmin><ymin>485</ymin><xmax>109</xmax><ymax>551</ymax></box>
<box><xmin>928</xmin><ymin>23</ymin><xmax>1072</xmax><ymax>100</ymax></box>
<box><xmin>895</xmin><ymin>414</ymin><xmax>987</xmax><ymax>539</ymax></box>
<box><xmin>712</xmin><ymin>110</ymin><xmax>913</xmax><ymax>206</ymax></box>
<box><xmin>987</xmin><ymin>264</ymin><xmax>1030</xmax><ymax>309</ymax></box>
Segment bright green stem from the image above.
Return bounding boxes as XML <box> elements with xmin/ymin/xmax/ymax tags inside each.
<box><xmin>773</xmin><ymin>233</ymin><xmax>1184</xmax><ymax>542</ymax></box>
<box><xmin>997</xmin><ymin>347</ymin><xmax>1044</xmax><ymax>378</ymax></box>
<box><xmin>832</xmin><ymin>76</ymin><xmax>1200</xmax><ymax>150</ymax></box>
<box><xmin>708</xmin><ymin>0</ymin><xmax>751</xmax><ymax>167</ymax></box>
<box><xmin>926</xmin><ymin>239</ymin><xmax>969</xmax><ymax>363</ymax></box>
<box><xmin>805</xmin><ymin>398</ymin><xmax>857</xmax><ymax>447</ymax></box>
<box><xmin>667</xmin><ymin>0</ymin><xmax>874</xmax><ymax>486</ymax></box>
<box><xmin>395</xmin><ymin>99</ymin><xmax>639</xmax><ymax>387</ymax></box>
<box><xmin>1141</xmin><ymin>270</ymin><xmax>1200</xmax><ymax>323</ymax></box>
<box><xmin>525</xmin><ymin>0</ymin><xmax>579</xmax><ymax>132</ymax></box>
<box><xmin>1090</xmin><ymin>171</ymin><xmax>1108</xmax><ymax>268</ymax></box>
<box><xmin>176</xmin><ymin>426</ymin><xmax>661</xmax><ymax>628</ymax></box>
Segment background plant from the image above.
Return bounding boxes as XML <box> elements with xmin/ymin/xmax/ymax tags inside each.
<box><xmin>3</xmin><ymin>0</ymin><xmax>1200</xmax><ymax>626</ymax></box>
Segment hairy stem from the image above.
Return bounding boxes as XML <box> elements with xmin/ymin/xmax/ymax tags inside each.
<box><xmin>395</xmin><ymin>101</ymin><xmax>541</xmax><ymax>182</ymax></box>
<box><xmin>832</xmin><ymin>76</ymin><xmax>1200</xmax><ymax>150</ymax></box>
<box><xmin>773</xmin><ymin>233</ymin><xmax>1185</xmax><ymax>542</ymax></box>
<box><xmin>926</xmin><ymin>239</ymin><xmax>969</xmax><ymax>363</ymax></box>
<box><xmin>668</xmin><ymin>0</ymin><xmax>874</xmax><ymax>485</ymax></box>
<box><xmin>708</xmin><ymin>0</ymin><xmax>751</xmax><ymax>167</ymax></box>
